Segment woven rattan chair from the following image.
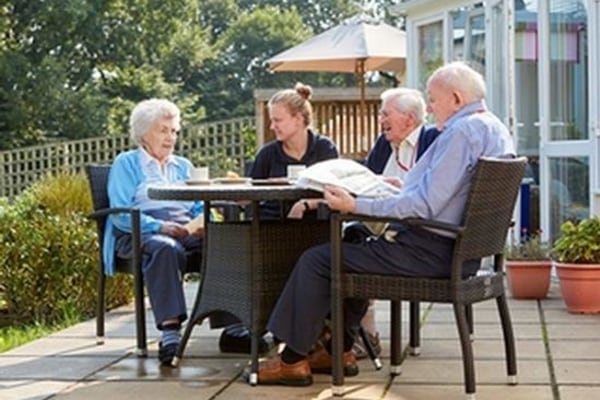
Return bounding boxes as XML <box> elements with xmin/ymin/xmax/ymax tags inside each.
<box><xmin>330</xmin><ymin>157</ymin><xmax>527</xmax><ymax>400</ymax></box>
<box><xmin>85</xmin><ymin>164</ymin><xmax>202</xmax><ymax>357</ymax></box>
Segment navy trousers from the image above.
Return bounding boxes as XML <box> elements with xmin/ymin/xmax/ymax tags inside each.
<box><xmin>266</xmin><ymin>227</ymin><xmax>474</xmax><ymax>355</ymax></box>
<box><xmin>115</xmin><ymin>232</ymin><xmax>202</xmax><ymax>329</ymax></box>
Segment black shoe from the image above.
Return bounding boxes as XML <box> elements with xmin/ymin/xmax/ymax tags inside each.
<box><xmin>158</xmin><ymin>341</ymin><xmax>178</xmax><ymax>366</ymax></box>
<box><xmin>219</xmin><ymin>325</ymin><xmax>270</xmax><ymax>354</ymax></box>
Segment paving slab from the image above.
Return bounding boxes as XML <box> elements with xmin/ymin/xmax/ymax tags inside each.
<box><xmin>2</xmin><ymin>280</ymin><xmax>600</xmax><ymax>400</ymax></box>
<box><xmin>0</xmin><ymin>380</ymin><xmax>77</xmax><ymax>400</ymax></box>
<box><xmin>553</xmin><ymin>360</ymin><xmax>600</xmax><ymax>384</ymax></box>
<box><xmin>51</xmin><ymin>380</ymin><xmax>227</xmax><ymax>400</ymax></box>
<box><xmin>559</xmin><ymin>385</ymin><xmax>600</xmax><ymax>400</ymax></box>
<box><xmin>386</xmin><ymin>383</ymin><xmax>554</xmax><ymax>400</ymax></box>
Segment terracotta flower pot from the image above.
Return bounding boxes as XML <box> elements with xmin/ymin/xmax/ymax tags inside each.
<box><xmin>555</xmin><ymin>262</ymin><xmax>600</xmax><ymax>314</ymax></box>
<box><xmin>505</xmin><ymin>260</ymin><xmax>552</xmax><ymax>299</ymax></box>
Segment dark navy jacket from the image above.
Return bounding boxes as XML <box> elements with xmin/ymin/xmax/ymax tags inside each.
<box><xmin>364</xmin><ymin>125</ymin><xmax>441</xmax><ymax>174</ymax></box>
<box><xmin>250</xmin><ymin>129</ymin><xmax>338</xmax><ymax>179</ymax></box>
<box><xmin>250</xmin><ymin>129</ymin><xmax>338</xmax><ymax>219</ymax></box>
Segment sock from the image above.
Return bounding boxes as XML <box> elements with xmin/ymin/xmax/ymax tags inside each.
<box><xmin>281</xmin><ymin>346</ymin><xmax>305</xmax><ymax>364</ymax></box>
<box><xmin>161</xmin><ymin>325</ymin><xmax>181</xmax><ymax>347</ymax></box>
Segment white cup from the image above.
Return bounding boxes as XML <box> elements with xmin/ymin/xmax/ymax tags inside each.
<box><xmin>287</xmin><ymin>165</ymin><xmax>306</xmax><ymax>179</ymax></box>
<box><xmin>191</xmin><ymin>167</ymin><xmax>209</xmax><ymax>181</ymax></box>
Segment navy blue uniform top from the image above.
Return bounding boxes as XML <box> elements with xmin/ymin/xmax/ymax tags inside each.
<box><xmin>365</xmin><ymin>125</ymin><xmax>441</xmax><ymax>174</ymax></box>
<box><xmin>251</xmin><ymin>129</ymin><xmax>338</xmax><ymax>179</ymax></box>
<box><xmin>250</xmin><ymin>129</ymin><xmax>338</xmax><ymax>218</ymax></box>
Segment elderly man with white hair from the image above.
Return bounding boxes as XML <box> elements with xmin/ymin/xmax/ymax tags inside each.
<box><xmin>253</xmin><ymin>61</ymin><xmax>515</xmax><ymax>386</ymax></box>
<box><xmin>346</xmin><ymin>87</ymin><xmax>441</xmax><ymax>359</ymax></box>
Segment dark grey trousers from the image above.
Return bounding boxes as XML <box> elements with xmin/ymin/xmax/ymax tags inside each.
<box><xmin>266</xmin><ymin>227</ymin><xmax>475</xmax><ymax>355</ymax></box>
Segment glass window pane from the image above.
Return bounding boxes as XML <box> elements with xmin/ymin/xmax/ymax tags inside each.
<box><xmin>417</xmin><ymin>21</ymin><xmax>444</xmax><ymax>91</ymax></box>
<box><xmin>488</xmin><ymin>1</ymin><xmax>507</xmax><ymax>120</ymax></box>
<box><xmin>450</xmin><ymin>5</ymin><xmax>485</xmax><ymax>75</ymax></box>
<box><xmin>548</xmin><ymin>156</ymin><xmax>589</xmax><ymax>241</ymax></box>
<box><xmin>515</xmin><ymin>0</ymin><xmax>540</xmax><ymax>157</ymax></box>
<box><xmin>549</xmin><ymin>0</ymin><xmax>588</xmax><ymax>141</ymax></box>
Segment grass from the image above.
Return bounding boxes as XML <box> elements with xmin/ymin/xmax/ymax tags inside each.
<box><xmin>0</xmin><ymin>312</ymin><xmax>82</xmax><ymax>353</ymax></box>
<box><xmin>0</xmin><ymin>318</ymin><xmax>80</xmax><ymax>353</ymax></box>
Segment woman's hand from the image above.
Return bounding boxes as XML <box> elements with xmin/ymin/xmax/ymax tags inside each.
<box><xmin>189</xmin><ymin>227</ymin><xmax>205</xmax><ymax>238</ymax></box>
<box><xmin>159</xmin><ymin>221</ymin><xmax>189</xmax><ymax>238</ymax></box>
<box><xmin>287</xmin><ymin>200</ymin><xmax>307</xmax><ymax>219</ymax></box>
<box><xmin>324</xmin><ymin>185</ymin><xmax>355</xmax><ymax>213</ymax></box>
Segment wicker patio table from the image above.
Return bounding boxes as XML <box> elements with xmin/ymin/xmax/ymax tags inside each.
<box><xmin>148</xmin><ymin>181</ymin><xmax>329</xmax><ymax>384</ymax></box>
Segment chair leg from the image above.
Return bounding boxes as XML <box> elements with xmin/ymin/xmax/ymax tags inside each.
<box><xmin>496</xmin><ymin>295</ymin><xmax>518</xmax><ymax>384</ymax></box>
<box><xmin>390</xmin><ymin>300</ymin><xmax>402</xmax><ymax>375</ymax></box>
<box><xmin>171</xmin><ymin>316</ymin><xmax>195</xmax><ymax>367</ymax></box>
<box><xmin>453</xmin><ymin>303</ymin><xmax>476</xmax><ymax>396</ymax></box>
<box><xmin>171</xmin><ymin>286</ymin><xmax>206</xmax><ymax>367</ymax></box>
<box><xmin>133</xmin><ymin>268</ymin><xmax>147</xmax><ymax>357</ymax></box>
<box><xmin>466</xmin><ymin>304</ymin><xmax>474</xmax><ymax>340</ymax></box>
<box><xmin>409</xmin><ymin>301</ymin><xmax>420</xmax><ymax>355</ymax></box>
<box><xmin>96</xmin><ymin>271</ymin><xmax>106</xmax><ymax>345</ymax></box>
<box><xmin>330</xmin><ymin>218</ymin><xmax>345</xmax><ymax>396</ymax></box>
<box><xmin>248</xmin><ymin>326</ymin><xmax>260</xmax><ymax>386</ymax></box>
<box><xmin>358</xmin><ymin>325</ymin><xmax>382</xmax><ymax>370</ymax></box>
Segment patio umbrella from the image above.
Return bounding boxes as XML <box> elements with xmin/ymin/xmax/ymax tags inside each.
<box><xmin>266</xmin><ymin>15</ymin><xmax>407</xmax><ymax>135</ymax></box>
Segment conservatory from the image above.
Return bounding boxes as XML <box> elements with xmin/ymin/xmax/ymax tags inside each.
<box><xmin>391</xmin><ymin>0</ymin><xmax>600</xmax><ymax>242</ymax></box>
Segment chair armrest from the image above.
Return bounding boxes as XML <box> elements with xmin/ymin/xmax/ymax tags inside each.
<box><xmin>331</xmin><ymin>212</ymin><xmax>463</xmax><ymax>236</ymax></box>
<box><xmin>87</xmin><ymin>207</ymin><xmax>139</xmax><ymax>221</ymax></box>
<box><xmin>87</xmin><ymin>207</ymin><xmax>142</xmax><ymax>267</ymax></box>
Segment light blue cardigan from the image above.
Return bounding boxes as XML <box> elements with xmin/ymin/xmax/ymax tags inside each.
<box><xmin>102</xmin><ymin>149</ymin><xmax>203</xmax><ymax>275</ymax></box>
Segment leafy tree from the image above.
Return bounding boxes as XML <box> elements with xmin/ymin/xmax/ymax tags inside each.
<box><xmin>236</xmin><ymin>0</ymin><xmax>358</xmax><ymax>32</ymax></box>
<box><xmin>197</xmin><ymin>0</ymin><xmax>241</xmax><ymax>43</ymax></box>
<box><xmin>0</xmin><ymin>0</ymin><xmax>404</xmax><ymax>149</ymax></box>
<box><xmin>199</xmin><ymin>6</ymin><xmax>312</xmax><ymax>120</ymax></box>
<box><xmin>0</xmin><ymin>0</ymin><xmax>214</xmax><ymax>149</ymax></box>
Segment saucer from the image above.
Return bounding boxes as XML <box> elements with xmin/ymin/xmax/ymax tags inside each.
<box><xmin>185</xmin><ymin>179</ymin><xmax>212</xmax><ymax>186</ymax></box>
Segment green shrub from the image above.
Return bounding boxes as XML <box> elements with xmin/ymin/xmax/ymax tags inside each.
<box><xmin>187</xmin><ymin>124</ymin><xmax>258</xmax><ymax>177</ymax></box>
<box><xmin>0</xmin><ymin>171</ymin><xmax>132</xmax><ymax>327</ymax></box>
<box><xmin>25</xmin><ymin>170</ymin><xmax>94</xmax><ymax>216</ymax></box>
<box><xmin>189</xmin><ymin>151</ymin><xmax>242</xmax><ymax>178</ymax></box>
<box><xmin>553</xmin><ymin>217</ymin><xmax>600</xmax><ymax>264</ymax></box>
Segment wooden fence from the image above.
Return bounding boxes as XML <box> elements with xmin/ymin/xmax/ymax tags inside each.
<box><xmin>1</xmin><ymin>88</ymin><xmax>386</xmax><ymax>199</ymax></box>
<box><xmin>0</xmin><ymin>117</ymin><xmax>255</xmax><ymax>199</ymax></box>
<box><xmin>255</xmin><ymin>87</ymin><xmax>385</xmax><ymax>159</ymax></box>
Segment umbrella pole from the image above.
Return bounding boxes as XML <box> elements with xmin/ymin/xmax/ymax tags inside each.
<box><xmin>357</xmin><ymin>60</ymin><xmax>366</xmax><ymax>157</ymax></box>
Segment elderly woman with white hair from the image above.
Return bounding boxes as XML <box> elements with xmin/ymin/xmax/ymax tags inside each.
<box><xmin>104</xmin><ymin>98</ymin><xmax>203</xmax><ymax>366</ymax></box>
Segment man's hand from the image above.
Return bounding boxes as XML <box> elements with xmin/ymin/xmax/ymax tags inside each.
<box><xmin>383</xmin><ymin>176</ymin><xmax>403</xmax><ymax>188</ymax></box>
<box><xmin>324</xmin><ymin>185</ymin><xmax>355</xmax><ymax>213</ymax></box>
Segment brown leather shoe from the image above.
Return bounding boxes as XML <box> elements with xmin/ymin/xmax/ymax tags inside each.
<box><xmin>307</xmin><ymin>347</ymin><xmax>359</xmax><ymax>377</ymax></box>
<box><xmin>256</xmin><ymin>355</ymin><xmax>313</xmax><ymax>386</ymax></box>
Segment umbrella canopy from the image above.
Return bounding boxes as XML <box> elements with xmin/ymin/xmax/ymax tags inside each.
<box><xmin>266</xmin><ymin>16</ymin><xmax>407</xmax><ymax>141</ymax></box>
<box><xmin>266</xmin><ymin>16</ymin><xmax>407</xmax><ymax>74</ymax></box>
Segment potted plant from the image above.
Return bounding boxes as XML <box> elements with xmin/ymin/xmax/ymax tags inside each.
<box><xmin>504</xmin><ymin>229</ymin><xmax>552</xmax><ymax>299</ymax></box>
<box><xmin>553</xmin><ymin>217</ymin><xmax>600</xmax><ymax>313</ymax></box>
